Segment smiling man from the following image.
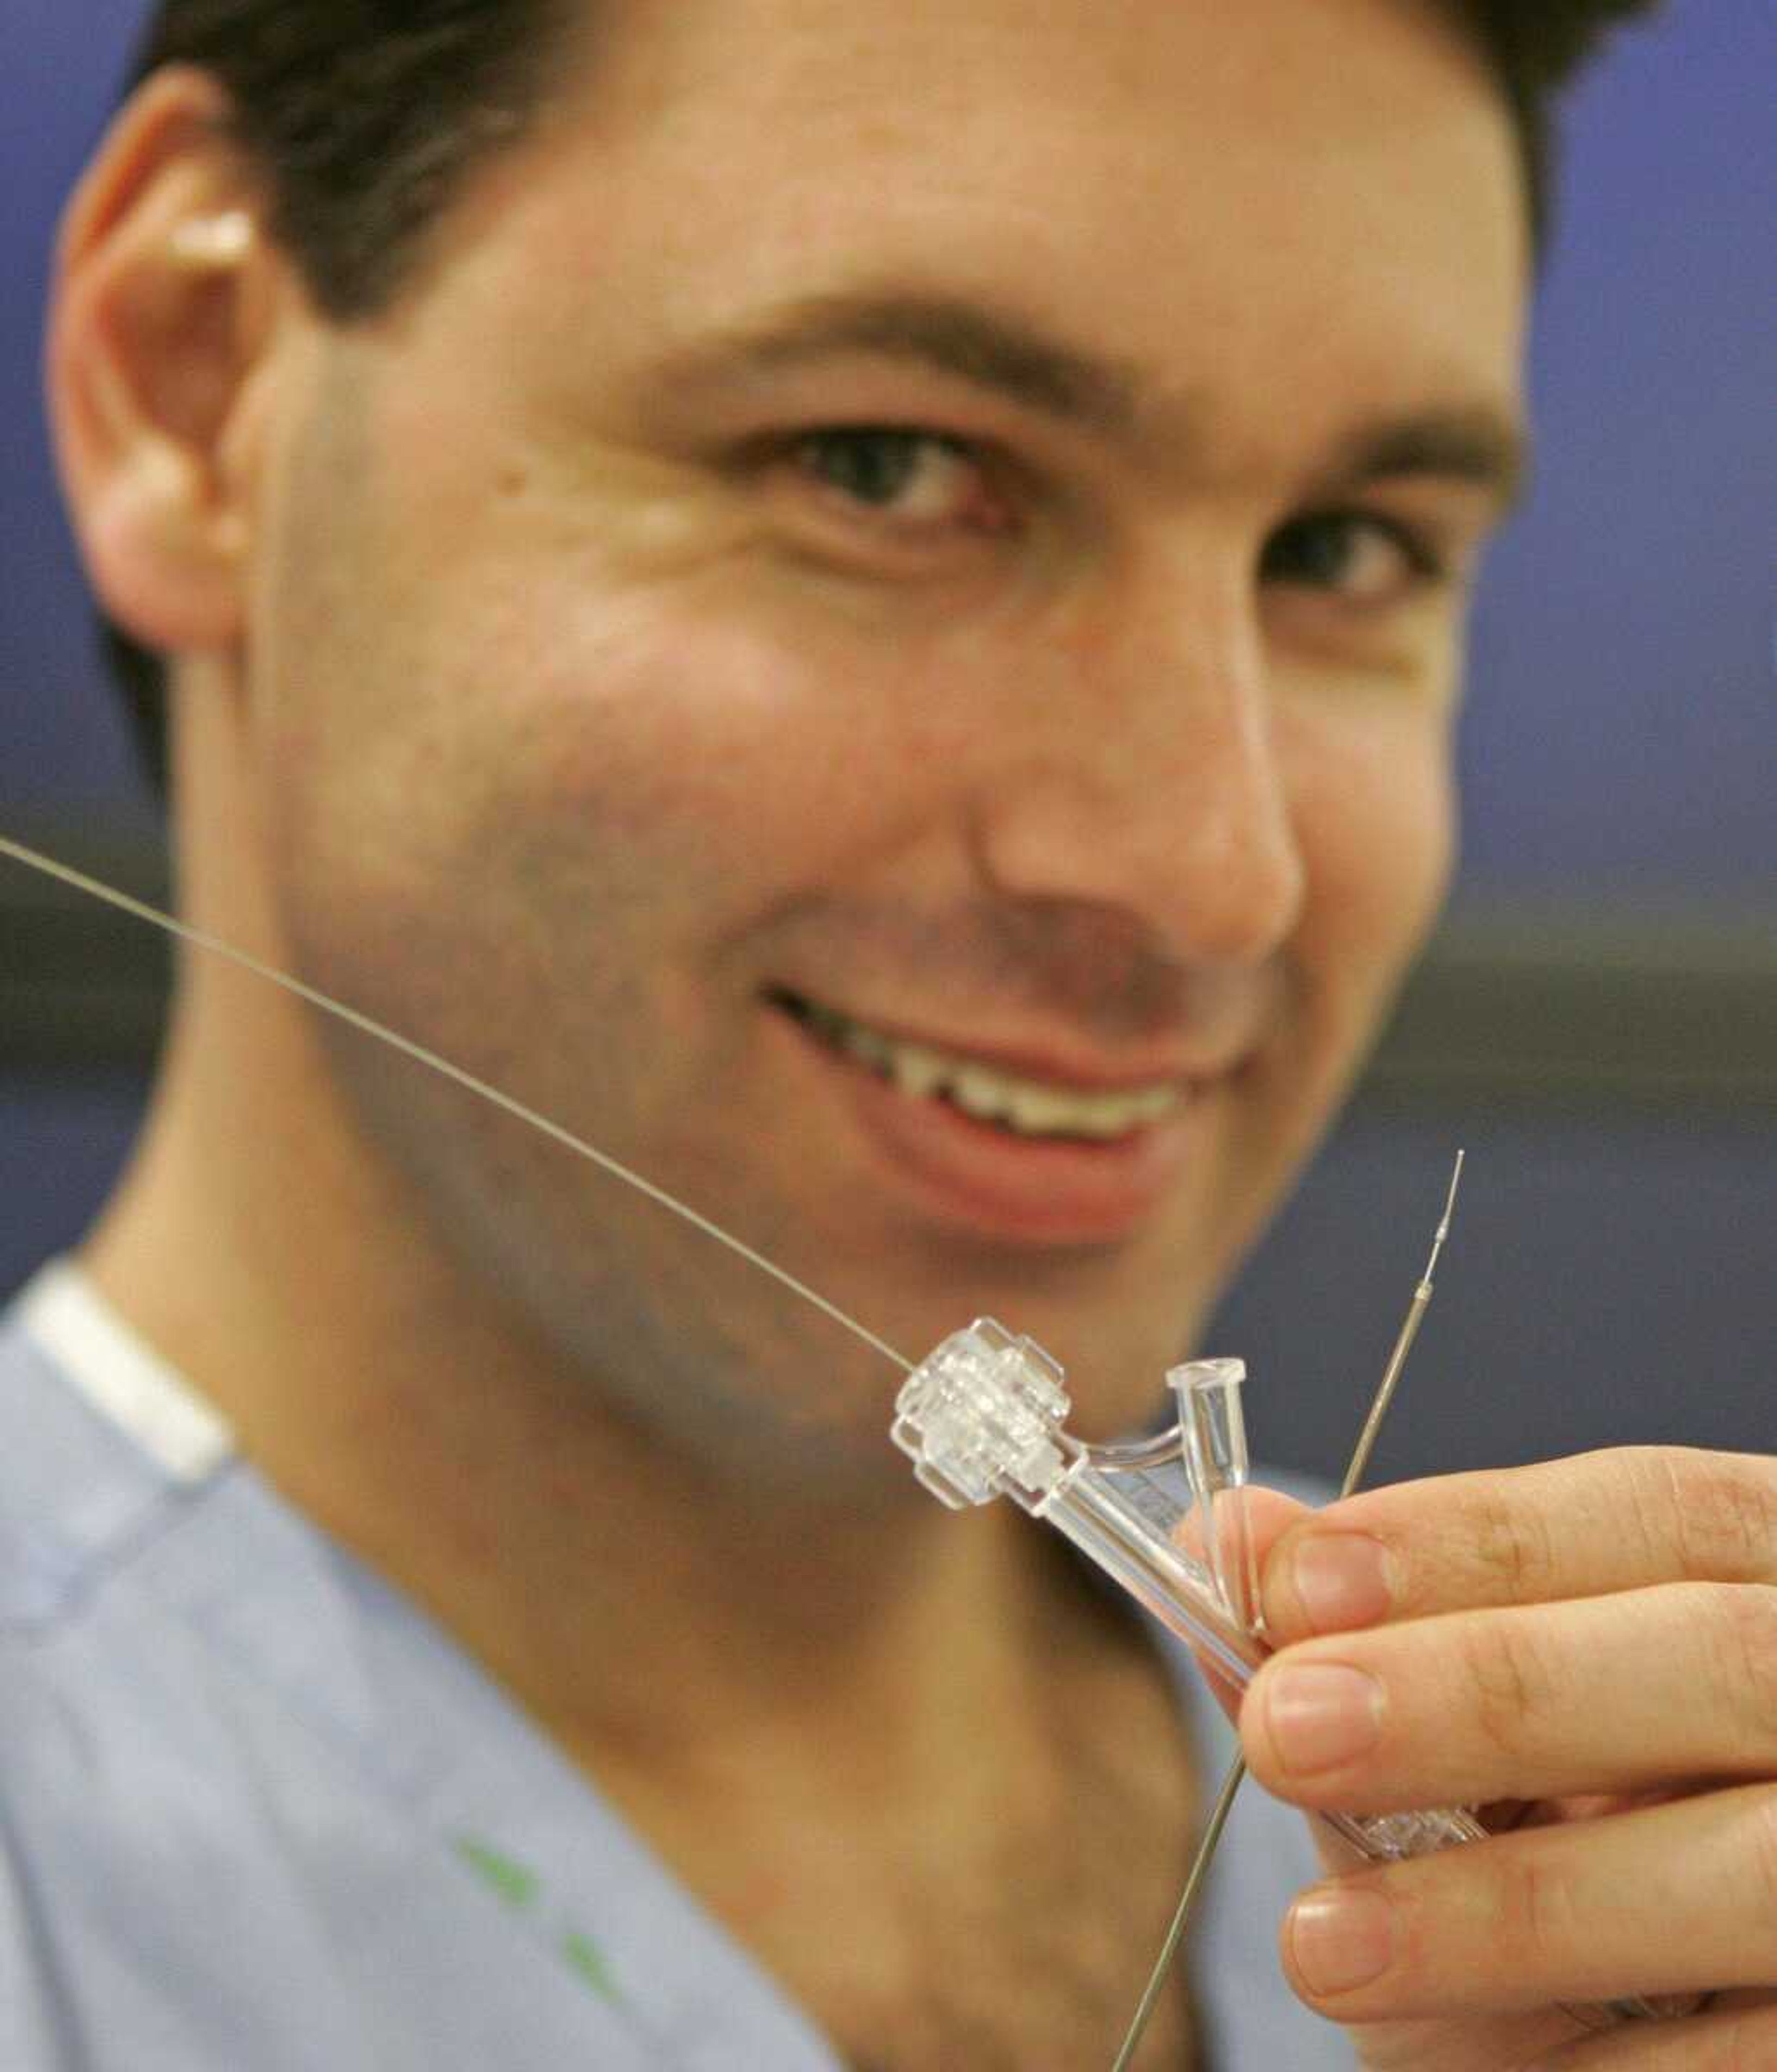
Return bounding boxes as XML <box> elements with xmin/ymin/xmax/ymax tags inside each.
<box><xmin>6</xmin><ymin>0</ymin><xmax>1775</xmax><ymax>2066</ymax></box>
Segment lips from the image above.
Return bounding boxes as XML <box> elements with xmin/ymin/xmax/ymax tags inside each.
<box><xmin>768</xmin><ymin>989</ymin><xmax>1224</xmax><ymax>1245</ymax></box>
<box><xmin>776</xmin><ymin>990</ymin><xmax>1193</xmax><ymax>1138</ymax></box>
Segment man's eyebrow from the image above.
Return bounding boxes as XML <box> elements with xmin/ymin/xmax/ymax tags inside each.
<box><xmin>653</xmin><ymin>287</ymin><xmax>1528</xmax><ymax>510</ymax></box>
<box><xmin>654</xmin><ymin>290</ymin><xmax>1146</xmax><ymax>435</ymax></box>
<box><xmin>1319</xmin><ymin>407</ymin><xmax>1530</xmax><ymax>516</ymax></box>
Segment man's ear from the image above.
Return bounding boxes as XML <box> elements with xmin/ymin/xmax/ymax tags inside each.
<box><xmin>48</xmin><ymin>66</ymin><xmax>291</xmax><ymax>662</ymax></box>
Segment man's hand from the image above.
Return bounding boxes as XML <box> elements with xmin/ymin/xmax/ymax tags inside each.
<box><xmin>1241</xmin><ymin>1449</ymin><xmax>1777</xmax><ymax>2069</ymax></box>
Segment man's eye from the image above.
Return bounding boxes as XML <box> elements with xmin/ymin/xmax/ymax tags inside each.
<box><xmin>1260</xmin><ymin>511</ymin><xmax>1448</xmax><ymax>607</ymax></box>
<box><xmin>790</xmin><ymin>428</ymin><xmax>995</xmax><ymax>529</ymax></box>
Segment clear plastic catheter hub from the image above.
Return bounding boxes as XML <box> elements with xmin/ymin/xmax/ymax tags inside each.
<box><xmin>892</xmin><ymin>1319</ymin><xmax>1488</xmax><ymax>1866</ymax></box>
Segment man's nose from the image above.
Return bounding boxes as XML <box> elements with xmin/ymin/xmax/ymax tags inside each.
<box><xmin>970</xmin><ymin>563</ymin><xmax>1306</xmax><ymax>967</ymax></box>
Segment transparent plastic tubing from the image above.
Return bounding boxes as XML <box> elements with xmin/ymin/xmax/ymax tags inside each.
<box><xmin>892</xmin><ymin>1316</ymin><xmax>1488</xmax><ymax>1867</ymax></box>
<box><xmin>894</xmin><ymin>1320</ymin><xmax>1679</xmax><ymax>2037</ymax></box>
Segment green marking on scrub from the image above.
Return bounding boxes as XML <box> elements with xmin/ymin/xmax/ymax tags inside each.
<box><xmin>562</xmin><ymin>1930</ymin><xmax>623</xmax><ymax>2005</ymax></box>
<box><xmin>452</xmin><ymin>1835</ymin><xmax>623</xmax><ymax>2007</ymax></box>
<box><xmin>453</xmin><ymin>1835</ymin><xmax>541</xmax><ymax>1910</ymax></box>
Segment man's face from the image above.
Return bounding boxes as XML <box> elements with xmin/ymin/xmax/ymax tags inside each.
<box><xmin>240</xmin><ymin>0</ymin><xmax>1525</xmax><ymax>1474</ymax></box>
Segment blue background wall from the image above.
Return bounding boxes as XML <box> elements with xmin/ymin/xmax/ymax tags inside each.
<box><xmin>2</xmin><ymin>0</ymin><xmax>1772</xmax><ymax>1480</ymax></box>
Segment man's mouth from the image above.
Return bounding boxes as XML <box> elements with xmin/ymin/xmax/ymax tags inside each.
<box><xmin>771</xmin><ymin>991</ymin><xmax>1189</xmax><ymax>1142</ymax></box>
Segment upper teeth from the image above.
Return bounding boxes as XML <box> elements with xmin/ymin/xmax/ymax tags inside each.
<box><xmin>795</xmin><ymin>1000</ymin><xmax>1187</xmax><ymax>1140</ymax></box>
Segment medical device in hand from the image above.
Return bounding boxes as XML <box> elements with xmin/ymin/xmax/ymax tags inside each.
<box><xmin>891</xmin><ymin>1315</ymin><xmax>1485</xmax><ymax>1867</ymax></box>
<box><xmin>890</xmin><ymin>1162</ymin><xmax>1667</xmax><ymax>2057</ymax></box>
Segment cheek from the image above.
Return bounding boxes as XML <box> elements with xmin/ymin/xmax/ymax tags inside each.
<box><xmin>483</xmin><ymin>545</ymin><xmax>995</xmax><ymax>906</ymax></box>
<box><xmin>266</xmin><ymin>347</ymin><xmax>983</xmax><ymax>925</ymax></box>
<box><xmin>1286</xmin><ymin>701</ymin><xmax>1457</xmax><ymax>1003</ymax></box>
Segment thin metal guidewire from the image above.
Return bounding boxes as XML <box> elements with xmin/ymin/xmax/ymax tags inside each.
<box><xmin>0</xmin><ymin>835</ymin><xmax>914</xmax><ymax>1376</ymax></box>
<box><xmin>1111</xmin><ymin>1151</ymin><xmax>1465</xmax><ymax>2071</ymax></box>
<box><xmin>7</xmin><ymin>829</ymin><xmax>1473</xmax><ymax>2058</ymax></box>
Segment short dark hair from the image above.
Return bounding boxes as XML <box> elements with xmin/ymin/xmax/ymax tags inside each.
<box><xmin>100</xmin><ymin>0</ymin><xmax>1661</xmax><ymax>799</ymax></box>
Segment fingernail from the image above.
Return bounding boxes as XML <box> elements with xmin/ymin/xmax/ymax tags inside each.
<box><xmin>1288</xmin><ymin>1886</ymin><xmax>1396</xmax><ymax>1997</ymax></box>
<box><xmin>1287</xmin><ymin>1534</ymin><xmax>1396</xmax><ymax>1632</ymax></box>
<box><xmin>1264</xmin><ymin>1663</ymin><xmax>1385</xmax><ymax>1774</ymax></box>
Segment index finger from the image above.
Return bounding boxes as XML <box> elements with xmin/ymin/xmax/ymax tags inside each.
<box><xmin>1261</xmin><ymin>1445</ymin><xmax>1777</xmax><ymax>1641</ymax></box>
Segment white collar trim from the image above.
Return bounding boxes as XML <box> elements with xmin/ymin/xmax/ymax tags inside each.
<box><xmin>18</xmin><ymin>1259</ymin><xmax>236</xmax><ymax>1484</ymax></box>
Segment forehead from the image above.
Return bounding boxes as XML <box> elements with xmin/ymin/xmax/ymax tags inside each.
<box><xmin>442</xmin><ymin>0</ymin><xmax>1527</xmax><ymax>442</ymax></box>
